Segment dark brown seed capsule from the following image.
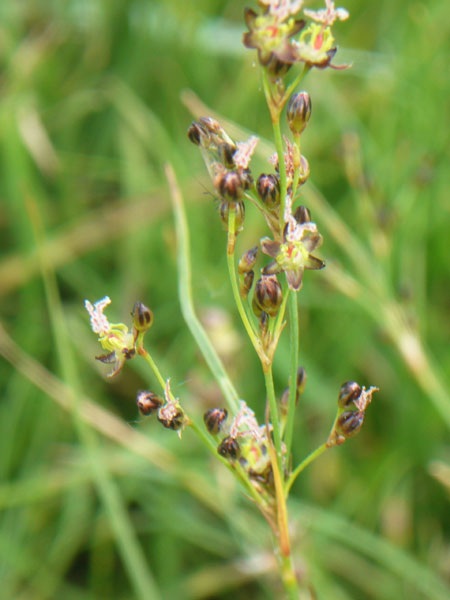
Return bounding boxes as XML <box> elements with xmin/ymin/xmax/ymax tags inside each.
<box><xmin>294</xmin><ymin>205</ymin><xmax>311</xmax><ymax>225</ymax></box>
<box><xmin>204</xmin><ymin>408</ymin><xmax>228</xmax><ymax>434</ymax></box>
<box><xmin>219</xmin><ymin>200</ymin><xmax>245</xmax><ymax>232</ymax></box>
<box><xmin>132</xmin><ymin>302</ymin><xmax>153</xmax><ymax>332</ymax></box>
<box><xmin>157</xmin><ymin>405</ymin><xmax>184</xmax><ymax>430</ymax></box>
<box><xmin>338</xmin><ymin>381</ymin><xmax>362</xmax><ymax>408</ymax></box>
<box><xmin>137</xmin><ymin>391</ymin><xmax>163</xmax><ymax>416</ymax></box>
<box><xmin>254</xmin><ymin>275</ymin><xmax>283</xmax><ymax>317</ymax></box>
<box><xmin>215</xmin><ymin>170</ymin><xmax>244</xmax><ymax>201</ymax></box>
<box><xmin>257</xmin><ymin>174</ymin><xmax>280</xmax><ymax>208</ymax></box>
<box><xmin>336</xmin><ymin>410</ymin><xmax>365</xmax><ymax>438</ymax></box>
<box><xmin>238</xmin><ymin>246</ymin><xmax>258</xmax><ymax>274</ymax></box>
<box><xmin>217</xmin><ymin>436</ymin><xmax>240</xmax><ymax>459</ymax></box>
<box><xmin>218</xmin><ymin>143</ymin><xmax>237</xmax><ymax>168</ymax></box>
<box><xmin>187</xmin><ymin>122</ymin><xmax>204</xmax><ymax>145</ymax></box>
<box><xmin>240</xmin><ymin>270</ymin><xmax>254</xmax><ymax>299</ymax></box>
<box><xmin>287</xmin><ymin>91</ymin><xmax>312</xmax><ymax>135</ymax></box>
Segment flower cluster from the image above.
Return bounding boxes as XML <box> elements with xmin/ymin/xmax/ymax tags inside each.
<box><xmin>85</xmin><ymin>297</ymin><xmax>152</xmax><ymax>377</ymax></box>
<box><xmin>328</xmin><ymin>381</ymin><xmax>379</xmax><ymax>446</ymax></box>
<box><xmin>187</xmin><ymin>117</ymin><xmax>258</xmax><ymax>234</ymax></box>
<box><xmin>243</xmin><ymin>0</ymin><xmax>350</xmax><ymax>75</ymax></box>
<box><xmin>205</xmin><ymin>401</ymin><xmax>276</xmax><ymax>488</ymax></box>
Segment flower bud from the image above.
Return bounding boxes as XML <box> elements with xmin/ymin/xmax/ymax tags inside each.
<box><xmin>218</xmin><ymin>436</ymin><xmax>240</xmax><ymax>459</ymax></box>
<box><xmin>204</xmin><ymin>408</ymin><xmax>228</xmax><ymax>435</ymax></box>
<box><xmin>218</xmin><ymin>143</ymin><xmax>237</xmax><ymax>169</ymax></box>
<box><xmin>158</xmin><ymin>404</ymin><xmax>184</xmax><ymax>431</ymax></box>
<box><xmin>338</xmin><ymin>381</ymin><xmax>362</xmax><ymax>408</ymax></box>
<box><xmin>136</xmin><ymin>391</ymin><xmax>163</xmax><ymax>416</ymax></box>
<box><xmin>254</xmin><ymin>275</ymin><xmax>283</xmax><ymax>317</ymax></box>
<box><xmin>219</xmin><ymin>201</ymin><xmax>245</xmax><ymax>232</ymax></box>
<box><xmin>257</xmin><ymin>174</ymin><xmax>280</xmax><ymax>208</ymax></box>
<box><xmin>294</xmin><ymin>205</ymin><xmax>311</xmax><ymax>224</ymax></box>
<box><xmin>215</xmin><ymin>170</ymin><xmax>244</xmax><ymax>201</ymax></box>
<box><xmin>287</xmin><ymin>91</ymin><xmax>312</xmax><ymax>135</ymax></box>
<box><xmin>132</xmin><ymin>302</ymin><xmax>153</xmax><ymax>333</ymax></box>
<box><xmin>336</xmin><ymin>410</ymin><xmax>365</xmax><ymax>438</ymax></box>
<box><xmin>238</xmin><ymin>246</ymin><xmax>258</xmax><ymax>274</ymax></box>
<box><xmin>240</xmin><ymin>270</ymin><xmax>254</xmax><ymax>299</ymax></box>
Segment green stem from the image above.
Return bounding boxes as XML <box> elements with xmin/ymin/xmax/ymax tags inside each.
<box><xmin>284</xmin><ymin>291</ymin><xmax>299</xmax><ymax>462</ymax></box>
<box><xmin>263</xmin><ymin>365</ymin><xmax>283</xmax><ymax>472</ymax></box>
<box><xmin>139</xmin><ymin>348</ymin><xmax>166</xmax><ymax>391</ymax></box>
<box><xmin>286</xmin><ymin>442</ymin><xmax>328</xmax><ymax>496</ymax></box>
<box><xmin>278</xmin><ymin>551</ymin><xmax>301</xmax><ymax>600</ymax></box>
<box><xmin>166</xmin><ymin>164</ymin><xmax>240</xmax><ymax>413</ymax></box>
<box><xmin>226</xmin><ymin>207</ymin><xmax>266</xmax><ymax>362</ymax></box>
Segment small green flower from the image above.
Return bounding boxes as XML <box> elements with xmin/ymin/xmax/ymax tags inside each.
<box><xmin>261</xmin><ymin>204</ymin><xmax>325</xmax><ymax>291</ymax></box>
<box><xmin>85</xmin><ymin>296</ymin><xmax>135</xmax><ymax>377</ymax></box>
<box><xmin>243</xmin><ymin>7</ymin><xmax>305</xmax><ymax>67</ymax></box>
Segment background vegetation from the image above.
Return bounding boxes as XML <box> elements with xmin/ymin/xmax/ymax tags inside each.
<box><xmin>0</xmin><ymin>0</ymin><xmax>449</xmax><ymax>598</ymax></box>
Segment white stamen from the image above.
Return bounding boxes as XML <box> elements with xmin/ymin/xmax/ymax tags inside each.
<box><xmin>84</xmin><ymin>296</ymin><xmax>111</xmax><ymax>335</ymax></box>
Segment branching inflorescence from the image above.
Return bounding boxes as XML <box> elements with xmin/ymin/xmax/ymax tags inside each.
<box><xmin>85</xmin><ymin>2</ymin><xmax>378</xmax><ymax>597</ymax></box>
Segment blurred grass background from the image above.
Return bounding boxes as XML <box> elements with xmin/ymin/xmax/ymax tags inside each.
<box><xmin>0</xmin><ymin>0</ymin><xmax>449</xmax><ymax>598</ymax></box>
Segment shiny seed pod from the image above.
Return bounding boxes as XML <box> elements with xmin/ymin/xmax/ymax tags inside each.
<box><xmin>137</xmin><ymin>391</ymin><xmax>163</xmax><ymax>416</ymax></box>
<box><xmin>287</xmin><ymin>91</ymin><xmax>312</xmax><ymax>135</ymax></box>
<box><xmin>215</xmin><ymin>170</ymin><xmax>244</xmax><ymax>201</ymax></box>
<box><xmin>240</xmin><ymin>270</ymin><xmax>254</xmax><ymax>299</ymax></box>
<box><xmin>187</xmin><ymin>122</ymin><xmax>203</xmax><ymax>145</ymax></box>
<box><xmin>254</xmin><ymin>275</ymin><xmax>283</xmax><ymax>317</ymax></box>
<box><xmin>338</xmin><ymin>381</ymin><xmax>362</xmax><ymax>408</ymax></box>
<box><xmin>257</xmin><ymin>173</ymin><xmax>280</xmax><ymax>208</ymax></box>
<box><xmin>132</xmin><ymin>302</ymin><xmax>153</xmax><ymax>332</ymax></box>
<box><xmin>217</xmin><ymin>436</ymin><xmax>240</xmax><ymax>459</ymax></box>
<box><xmin>219</xmin><ymin>200</ymin><xmax>245</xmax><ymax>232</ymax></box>
<box><xmin>218</xmin><ymin>143</ymin><xmax>237</xmax><ymax>169</ymax></box>
<box><xmin>204</xmin><ymin>408</ymin><xmax>228</xmax><ymax>434</ymax></box>
<box><xmin>157</xmin><ymin>405</ymin><xmax>184</xmax><ymax>430</ymax></box>
<box><xmin>336</xmin><ymin>410</ymin><xmax>365</xmax><ymax>438</ymax></box>
<box><xmin>294</xmin><ymin>205</ymin><xmax>311</xmax><ymax>225</ymax></box>
<box><xmin>238</xmin><ymin>246</ymin><xmax>258</xmax><ymax>274</ymax></box>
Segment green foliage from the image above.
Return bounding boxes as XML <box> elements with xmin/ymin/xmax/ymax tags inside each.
<box><xmin>0</xmin><ymin>0</ymin><xmax>448</xmax><ymax>598</ymax></box>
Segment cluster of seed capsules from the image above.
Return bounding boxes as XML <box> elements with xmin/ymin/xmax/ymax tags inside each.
<box><xmin>136</xmin><ymin>389</ymin><xmax>185</xmax><ymax>431</ymax></box>
<box><xmin>203</xmin><ymin>405</ymin><xmax>275</xmax><ymax>488</ymax></box>
<box><xmin>329</xmin><ymin>380</ymin><xmax>378</xmax><ymax>446</ymax></box>
<box><xmin>187</xmin><ymin>117</ymin><xmax>253</xmax><ymax>234</ymax></box>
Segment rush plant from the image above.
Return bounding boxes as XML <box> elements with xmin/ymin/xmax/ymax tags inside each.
<box><xmin>85</xmin><ymin>2</ymin><xmax>378</xmax><ymax>597</ymax></box>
